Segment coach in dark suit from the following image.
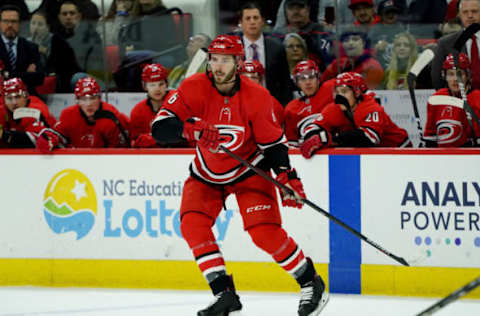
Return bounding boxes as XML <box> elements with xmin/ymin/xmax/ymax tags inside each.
<box><xmin>431</xmin><ymin>0</ymin><xmax>480</xmax><ymax>90</ymax></box>
<box><xmin>236</xmin><ymin>2</ymin><xmax>293</xmax><ymax>106</ymax></box>
<box><xmin>0</xmin><ymin>5</ymin><xmax>44</xmax><ymax>95</ymax></box>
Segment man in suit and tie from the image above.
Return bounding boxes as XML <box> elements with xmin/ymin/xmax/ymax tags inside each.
<box><xmin>0</xmin><ymin>5</ymin><xmax>44</xmax><ymax>95</ymax></box>
<box><xmin>237</xmin><ymin>2</ymin><xmax>293</xmax><ymax>106</ymax></box>
<box><xmin>431</xmin><ymin>0</ymin><xmax>480</xmax><ymax>90</ymax></box>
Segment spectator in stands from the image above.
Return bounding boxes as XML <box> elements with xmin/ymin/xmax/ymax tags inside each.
<box><xmin>98</xmin><ymin>0</ymin><xmax>138</xmax><ymax>46</ymax></box>
<box><xmin>369</xmin><ymin>0</ymin><xmax>405</xmax><ymax>66</ymax></box>
<box><xmin>28</xmin><ymin>9</ymin><xmax>80</xmax><ymax>92</ymax></box>
<box><xmin>349</xmin><ymin>0</ymin><xmax>381</xmax><ymax>31</ymax></box>
<box><xmin>38</xmin><ymin>0</ymin><xmax>100</xmax><ymax>36</ymax></box>
<box><xmin>431</xmin><ymin>0</ymin><xmax>480</xmax><ymax>90</ymax></box>
<box><xmin>404</xmin><ymin>0</ymin><xmax>447</xmax><ymax>38</ymax></box>
<box><xmin>321</xmin><ymin>29</ymin><xmax>384</xmax><ymax>89</ymax></box>
<box><xmin>0</xmin><ymin>5</ymin><xmax>45</xmax><ymax>96</ymax></box>
<box><xmin>382</xmin><ymin>32</ymin><xmax>418</xmax><ymax>90</ymax></box>
<box><xmin>238</xmin><ymin>60</ymin><xmax>285</xmax><ymax>125</ymax></box>
<box><xmin>299</xmin><ymin>72</ymin><xmax>411</xmax><ymax>158</ymax></box>
<box><xmin>284</xmin><ymin>32</ymin><xmax>308</xmax><ymax>74</ymax></box>
<box><xmin>0</xmin><ymin>78</ymin><xmax>56</xmax><ymax>148</ymax></box>
<box><xmin>424</xmin><ymin>53</ymin><xmax>480</xmax><ymax>147</ymax></box>
<box><xmin>137</xmin><ymin>0</ymin><xmax>167</xmax><ymax>15</ymax></box>
<box><xmin>57</xmin><ymin>1</ymin><xmax>104</xmax><ymax>81</ymax></box>
<box><xmin>130</xmin><ymin>63</ymin><xmax>179</xmax><ymax>148</ymax></box>
<box><xmin>283</xmin><ymin>60</ymin><xmax>335</xmax><ymax>147</ymax></box>
<box><xmin>235</xmin><ymin>2</ymin><xmax>293</xmax><ymax>106</ymax></box>
<box><xmin>274</xmin><ymin>0</ymin><xmax>320</xmax><ymax>29</ymax></box>
<box><xmin>168</xmin><ymin>33</ymin><xmax>211</xmax><ymax>89</ymax></box>
<box><xmin>36</xmin><ymin>76</ymin><xmax>129</xmax><ymax>151</ymax></box>
<box><xmin>273</xmin><ymin>0</ymin><xmax>334</xmax><ymax>72</ymax></box>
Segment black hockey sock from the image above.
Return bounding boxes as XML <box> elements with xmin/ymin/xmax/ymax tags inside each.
<box><xmin>209</xmin><ymin>274</ymin><xmax>232</xmax><ymax>295</ymax></box>
<box><xmin>295</xmin><ymin>258</ymin><xmax>316</xmax><ymax>287</ymax></box>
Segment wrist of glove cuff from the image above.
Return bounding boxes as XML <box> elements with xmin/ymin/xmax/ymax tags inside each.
<box><xmin>275</xmin><ymin>168</ymin><xmax>306</xmax><ymax>209</ymax></box>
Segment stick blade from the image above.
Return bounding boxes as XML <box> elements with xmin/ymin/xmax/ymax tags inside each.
<box><xmin>454</xmin><ymin>23</ymin><xmax>480</xmax><ymax>51</ymax></box>
<box><xmin>13</xmin><ymin>107</ymin><xmax>41</xmax><ymax>120</ymax></box>
<box><xmin>409</xmin><ymin>49</ymin><xmax>434</xmax><ymax>77</ymax></box>
<box><xmin>427</xmin><ymin>95</ymin><xmax>464</xmax><ymax>109</ymax></box>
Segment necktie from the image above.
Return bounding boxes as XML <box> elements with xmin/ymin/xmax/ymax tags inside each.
<box><xmin>470</xmin><ymin>35</ymin><xmax>480</xmax><ymax>90</ymax></box>
<box><xmin>250</xmin><ymin>43</ymin><xmax>259</xmax><ymax>61</ymax></box>
<box><xmin>7</xmin><ymin>41</ymin><xmax>16</xmax><ymax>71</ymax></box>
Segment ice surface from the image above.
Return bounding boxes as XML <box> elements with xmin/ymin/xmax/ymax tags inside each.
<box><xmin>0</xmin><ymin>287</ymin><xmax>478</xmax><ymax>316</ymax></box>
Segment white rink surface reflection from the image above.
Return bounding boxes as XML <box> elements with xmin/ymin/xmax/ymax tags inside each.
<box><xmin>0</xmin><ymin>287</ymin><xmax>479</xmax><ymax>316</ymax></box>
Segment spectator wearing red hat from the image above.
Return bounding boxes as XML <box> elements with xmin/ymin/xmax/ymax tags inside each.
<box><xmin>129</xmin><ymin>63</ymin><xmax>180</xmax><ymax>148</ymax></box>
<box><xmin>36</xmin><ymin>76</ymin><xmax>129</xmax><ymax>151</ymax></box>
<box><xmin>0</xmin><ymin>77</ymin><xmax>56</xmax><ymax>148</ymax></box>
<box><xmin>284</xmin><ymin>59</ymin><xmax>335</xmax><ymax>147</ymax></box>
<box><xmin>349</xmin><ymin>0</ymin><xmax>381</xmax><ymax>30</ymax></box>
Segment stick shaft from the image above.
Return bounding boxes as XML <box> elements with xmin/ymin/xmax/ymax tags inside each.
<box><xmin>416</xmin><ymin>276</ymin><xmax>480</xmax><ymax>316</ymax></box>
<box><xmin>220</xmin><ymin>145</ymin><xmax>409</xmax><ymax>266</ymax></box>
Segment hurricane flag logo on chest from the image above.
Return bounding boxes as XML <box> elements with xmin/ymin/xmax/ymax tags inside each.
<box><xmin>217</xmin><ymin>125</ymin><xmax>245</xmax><ymax>151</ymax></box>
<box><xmin>43</xmin><ymin>169</ymin><xmax>97</xmax><ymax>240</ymax></box>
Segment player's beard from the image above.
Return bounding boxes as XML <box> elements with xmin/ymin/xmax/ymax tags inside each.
<box><xmin>214</xmin><ymin>67</ymin><xmax>236</xmax><ymax>85</ymax></box>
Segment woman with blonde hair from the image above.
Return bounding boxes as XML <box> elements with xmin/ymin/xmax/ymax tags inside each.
<box><xmin>383</xmin><ymin>32</ymin><xmax>418</xmax><ymax>90</ymax></box>
<box><xmin>283</xmin><ymin>33</ymin><xmax>308</xmax><ymax>75</ymax></box>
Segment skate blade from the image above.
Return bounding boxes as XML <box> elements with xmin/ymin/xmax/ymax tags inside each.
<box><xmin>308</xmin><ymin>292</ymin><xmax>329</xmax><ymax>316</ymax></box>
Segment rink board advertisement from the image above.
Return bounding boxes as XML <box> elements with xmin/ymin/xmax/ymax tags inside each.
<box><xmin>0</xmin><ymin>149</ymin><xmax>479</xmax><ymax>298</ymax></box>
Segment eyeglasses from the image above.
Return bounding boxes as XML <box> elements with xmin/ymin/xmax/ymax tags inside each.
<box><xmin>1</xmin><ymin>19</ymin><xmax>19</xmax><ymax>25</ymax></box>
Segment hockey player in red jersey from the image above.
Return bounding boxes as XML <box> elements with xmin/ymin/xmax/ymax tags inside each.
<box><xmin>36</xmin><ymin>77</ymin><xmax>129</xmax><ymax>151</ymax></box>
<box><xmin>424</xmin><ymin>53</ymin><xmax>480</xmax><ymax>147</ymax></box>
<box><xmin>238</xmin><ymin>60</ymin><xmax>285</xmax><ymax>126</ymax></box>
<box><xmin>129</xmin><ymin>63</ymin><xmax>178</xmax><ymax>148</ymax></box>
<box><xmin>0</xmin><ymin>78</ymin><xmax>56</xmax><ymax>148</ymax></box>
<box><xmin>284</xmin><ymin>60</ymin><xmax>335</xmax><ymax>147</ymax></box>
<box><xmin>300</xmin><ymin>72</ymin><xmax>411</xmax><ymax>158</ymax></box>
<box><xmin>151</xmin><ymin>35</ymin><xmax>328</xmax><ymax>316</ymax></box>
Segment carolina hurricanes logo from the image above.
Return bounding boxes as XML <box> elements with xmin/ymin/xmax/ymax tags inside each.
<box><xmin>298</xmin><ymin>113</ymin><xmax>323</xmax><ymax>139</ymax></box>
<box><xmin>217</xmin><ymin>125</ymin><xmax>245</xmax><ymax>151</ymax></box>
<box><xmin>436</xmin><ymin>119</ymin><xmax>463</xmax><ymax>145</ymax></box>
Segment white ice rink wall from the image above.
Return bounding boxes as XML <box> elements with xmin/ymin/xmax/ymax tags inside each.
<box><xmin>0</xmin><ymin>148</ymin><xmax>479</xmax><ymax>299</ymax></box>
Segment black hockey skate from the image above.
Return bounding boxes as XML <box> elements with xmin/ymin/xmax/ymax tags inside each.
<box><xmin>298</xmin><ymin>274</ymin><xmax>329</xmax><ymax>316</ymax></box>
<box><xmin>197</xmin><ymin>289</ymin><xmax>242</xmax><ymax>316</ymax></box>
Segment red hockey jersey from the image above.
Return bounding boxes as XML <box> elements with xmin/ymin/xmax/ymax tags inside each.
<box><xmin>424</xmin><ymin>88</ymin><xmax>480</xmax><ymax>147</ymax></box>
<box><xmin>308</xmin><ymin>94</ymin><xmax>411</xmax><ymax>147</ymax></box>
<box><xmin>0</xmin><ymin>97</ymin><xmax>56</xmax><ymax>147</ymax></box>
<box><xmin>54</xmin><ymin>102</ymin><xmax>129</xmax><ymax>148</ymax></box>
<box><xmin>129</xmin><ymin>90</ymin><xmax>176</xmax><ymax>144</ymax></box>
<box><xmin>154</xmin><ymin>73</ymin><xmax>286</xmax><ymax>184</ymax></box>
<box><xmin>284</xmin><ymin>79</ymin><xmax>335</xmax><ymax>146</ymax></box>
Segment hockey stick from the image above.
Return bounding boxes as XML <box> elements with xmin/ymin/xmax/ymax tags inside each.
<box><xmin>415</xmin><ymin>276</ymin><xmax>480</xmax><ymax>316</ymax></box>
<box><xmin>13</xmin><ymin>107</ymin><xmax>41</xmax><ymax>120</ymax></box>
<box><xmin>452</xmin><ymin>23</ymin><xmax>480</xmax><ymax>144</ymax></box>
<box><xmin>219</xmin><ymin>145</ymin><xmax>410</xmax><ymax>266</ymax></box>
<box><xmin>185</xmin><ymin>48</ymin><xmax>207</xmax><ymax>79</ymax></box>
<box><xmin>407</xmin><ymin>49</ymin><xmax>434</xmax><ymax>147</ymax></box>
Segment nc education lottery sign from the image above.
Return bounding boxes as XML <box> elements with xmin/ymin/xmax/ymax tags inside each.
<box><xmin>0</xmin><ymin>154</ymin><xmax>329</xmax><ymax>263</ymax></box>
<box><xmin>361</xmin><ymin>155</ymin><xmax>480</xmax><ymax>268</ymax></box>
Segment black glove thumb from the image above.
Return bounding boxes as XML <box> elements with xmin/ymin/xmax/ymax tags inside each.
<box><xmin>335</xmin><ymin>94</ymin><xmax>350</xmax><ymax>109</ymax></box>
